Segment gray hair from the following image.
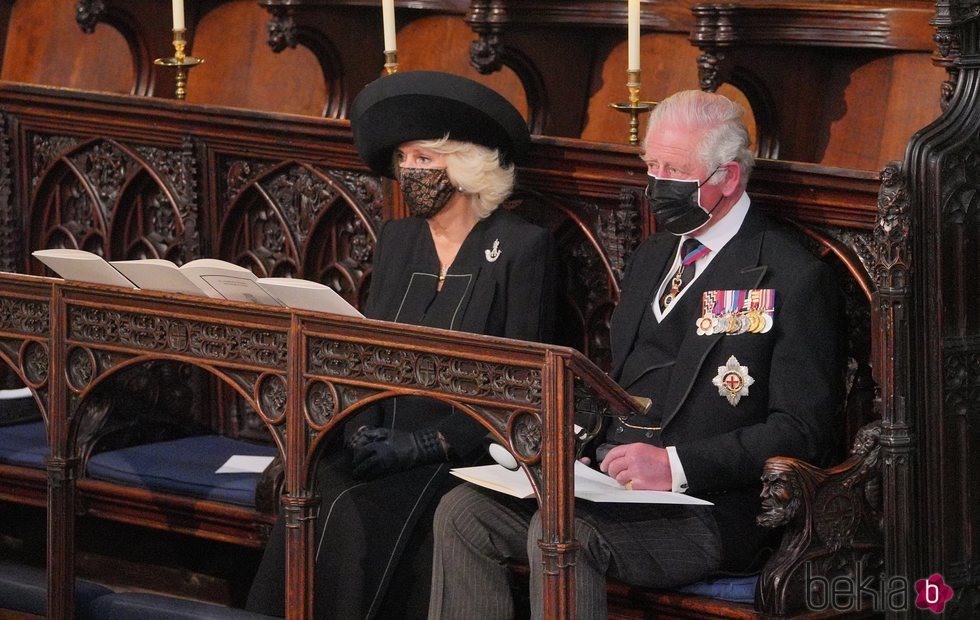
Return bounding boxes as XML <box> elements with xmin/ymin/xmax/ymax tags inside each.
<box><xmin>645</xmin><ymin>90</ymin><xmax>754</xmax><ymax>187</ymax></box>
<box><xmin>404</xmin><ymin>136</ymin><xmax>515</xmax><ymax>219</ymax></box>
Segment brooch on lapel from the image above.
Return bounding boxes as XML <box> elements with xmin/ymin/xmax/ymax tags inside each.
<box><xmin>712</xmin><ymin>355</ymin><xmax>755</xmax><ymax>406</ymax></box>
<box><xmin>485</xmin><ymin>239</ymin><xmax>501</xmax><ymax>262</ymax></box>
<box><xmin>696</xmin><ymin>288</ymin><xmax>775</xmax><ymax>336</ymax></box>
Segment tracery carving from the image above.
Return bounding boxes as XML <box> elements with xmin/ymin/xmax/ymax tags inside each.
<box><xmin>944</xmin><ymin>339</ymin><xmax>980</xmax><ymax>419</ymax></box>
<box><xmin>31</xmin><ymin>134</ymin><xmax>81</xmax><ymax>190</ymax></box>
<box><xmin>224</xmin><ymin>158</ymin><xmax>275</xmax><ymax>204</ymax></box>
<box><xmin>334</xmin><ymin>171</ymin><xmax>385</xmax><ymax>231</ymax></box>
<box><xmin>74</xmin><ymin>0</ymin><xmax>106</xmax><ymax>34</ymax></box>
<box><xmin>67</xmin><ymin>307</ymin><xmax>288</xmax><ymax>368</ymax></box>
<box><xmin>71</xmin><ymin>140</ymin><xmax>132</xmax><ymax>211</ymax></box>
<box><xmin>306</xmin><ymin>338</ymin><xmax>542</xmax><ymax>407</ymax></box>
<box><xmin>0</xmin><ymin>297</ymin><xmax>49</xmax><ymax>335</ymax></box>
<box><xmin>261</xmin><ymin>165</ymin><xmax>337</xmax><ymax>245</ymax></box>
<box><xmin>0</xmin><ymin>113</ymin><xmax>15</xmax><ymax>272</ymax></box>
<box><xmin>598</xmin><ymin>189</ymin><xmax>642</xmax><ymax>284</ymax></box>
<box><xmin>135</xmin><ymin>141</ymin><xmax>197</xmax><ymax>218</ymax></box>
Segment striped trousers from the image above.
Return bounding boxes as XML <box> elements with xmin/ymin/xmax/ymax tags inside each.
<box><xmin>428</xmin><ymin>484</ymin><xmax>723</xmax><ymax>619</ymax></box>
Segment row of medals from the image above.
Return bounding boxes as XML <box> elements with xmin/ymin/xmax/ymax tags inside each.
<box><xmin>697</xmin><ymin>308</ymin><xmax>773</xmax><ymax>336</ymax></box>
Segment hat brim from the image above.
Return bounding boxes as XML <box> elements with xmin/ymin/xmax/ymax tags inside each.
<box><xmin>350</xmin><ymin>71</ymin><xmax>531</xmax><ymax>178</ymax></box>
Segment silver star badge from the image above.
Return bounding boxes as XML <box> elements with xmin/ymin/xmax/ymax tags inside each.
<box><xmin>712</xmin><ymin>355</ymin><xmax>755</xmax><ymax>406</ymax></box>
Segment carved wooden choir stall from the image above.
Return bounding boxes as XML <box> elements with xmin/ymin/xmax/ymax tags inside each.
<box><xmin>0</xmin><ymin>0</ymin><xmax>975</xmax><ymax>618</ymax></box>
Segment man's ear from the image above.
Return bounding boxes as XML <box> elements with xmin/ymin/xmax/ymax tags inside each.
<box><xmin>720</xmin><ymin>161</ymin><xmax>741</xmax><ymax>196</ymax></box>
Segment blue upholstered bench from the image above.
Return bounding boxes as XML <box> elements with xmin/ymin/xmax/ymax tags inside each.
<box><xmin>677</xmin><ymin>574</ymin><xmax>758</xmax><ymax>603</ymax></box>
<box><xmin>86</xmin><ymin>435</ymin><xmax>277</xmax><ymax>508</ymax></box>
<box><xmin>0</xmin><ymin>561</ymin><xmax>112</xmax><ymax>619</ymax></box>
<box><xmin>86</xmin><ymin>592</ymin><xmax>281</xmax><ymax>619</ymax></box>
<box><xmin>0</xmin><ymin>421</ymin><xmax>48</xmax><ymax>468</ymax></box>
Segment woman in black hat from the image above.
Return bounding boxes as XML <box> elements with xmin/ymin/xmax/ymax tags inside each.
<box><xmin>247</xmin><ymin>71</ymin><xmax>557</xmax><ymax>619</ymax></box>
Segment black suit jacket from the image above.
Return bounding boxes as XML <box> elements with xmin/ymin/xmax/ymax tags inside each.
<box><xmin>609</xmin><ymin>206</ymin><xmax>843</xmax><ymax>570</ymax></box>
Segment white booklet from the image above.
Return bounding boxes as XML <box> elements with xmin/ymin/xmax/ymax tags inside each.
<box><xmin>33</xmin><ymin>248</ymin><xmax>136</xmax><ymax>289</ymax></box>
<box><xmin>451</xmin><ymin>461</ymin><xmax>713</xmax><ymax>505</ymax></box>
<box><xmin>34</xmin><ymin>250</ymin><xmax>363</xmax><ymax>317</ymax></box>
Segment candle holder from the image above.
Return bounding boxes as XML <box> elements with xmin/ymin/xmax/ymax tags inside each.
<box><xmin>609</xmin><ymin>69</ymin><xmax>656</xmax><ymax>146</ymax></box>
<box><xmin>384</xmin><ymin>50</ymin><xmax>399</xmax><ymax>75</ymax></box>
<box><xmin>154</xmin><ymin>29</ymin><xmax>205</xmax><ymax>100</ymax></box>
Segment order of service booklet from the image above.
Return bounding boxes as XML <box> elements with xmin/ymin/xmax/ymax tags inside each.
<box><xmin>32</xmin><ymin>249</ymin><xmax>363</xmax><ymax>318</ymax></box>
<box><xmin>451</xmin><ymin>460</ymin><xmax>713</xmax><ymax>505</ymax></box>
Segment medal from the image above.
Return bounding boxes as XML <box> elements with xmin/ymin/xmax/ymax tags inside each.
<box><xmin>696</xmin><ymin>289</ymin><xmax>777</xmax><ymax>336</ymax></box>
<box><xmin>712</xmin><ymin>355</ymin><xmax>755</xmax><ymax>406</ymax></box>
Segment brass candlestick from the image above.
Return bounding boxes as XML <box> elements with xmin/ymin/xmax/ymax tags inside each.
<box><xmin>384</xmin><ymin>50</ymin><xmax>399</xmax><ymax>75</ymax></box>
<box><xmin>154</xmin><ymin>29</ymin><xmax>205</xmax><ymax>100</ymax></box>
<box><xmin>609</xmin><ymin>69</ymin><xmax>656</xmax><ymax>146</ymax></box>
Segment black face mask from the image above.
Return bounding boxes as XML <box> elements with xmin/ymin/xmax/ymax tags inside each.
<box><xmin>646</xmin><ymin>169</ymin><xmax>723</xmax><ymax>235</ymax></box>
<box><xmin>400</xmin><ymin>167</ymin><xmax>455</xmax><ymax>219</ymax></box>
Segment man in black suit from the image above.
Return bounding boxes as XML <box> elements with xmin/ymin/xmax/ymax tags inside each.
<box><xmin>427</xmin><ymin>89</ymin><xmax>843</xmax><ymax>619</ymax></box>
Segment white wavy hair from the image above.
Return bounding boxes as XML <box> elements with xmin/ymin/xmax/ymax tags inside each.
<box><xmin>397</xmin><ymin>135</ymin><xmax>516</xmax><ymax>219</ymax></box>
<box><xmin>645</xmin><ymin>90</ymin><xmax>755</xmax><ymax>188</ymax></box>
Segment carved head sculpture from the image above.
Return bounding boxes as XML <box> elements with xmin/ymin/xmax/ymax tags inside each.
<box><xmin>757</xmin><ymin>458</ymin><xmax>827</xmax><ymax>528</ymax></box>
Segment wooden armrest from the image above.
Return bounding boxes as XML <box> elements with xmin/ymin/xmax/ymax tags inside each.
<box><xmin>755</xmin><ymin>421</ymin><xmax>883</xmax><ymax>615</ymax></box>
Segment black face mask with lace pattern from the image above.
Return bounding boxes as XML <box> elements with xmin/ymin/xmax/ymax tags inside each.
<box><xmin>400</xmin><ymin>167</ymin><xmax>456</xmax><ymax>219</ymax></box>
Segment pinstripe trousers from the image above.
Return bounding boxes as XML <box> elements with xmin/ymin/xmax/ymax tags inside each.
<box><xmin>428</xmin><ymin>484</ymin><xmax>723</xmax><ymax>619</ymax></box>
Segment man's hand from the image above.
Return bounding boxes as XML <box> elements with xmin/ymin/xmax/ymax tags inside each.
<box><xmin>599</xmin><ymin>443</ymin><xmax>672</xmax><ymax>490</ymax></box>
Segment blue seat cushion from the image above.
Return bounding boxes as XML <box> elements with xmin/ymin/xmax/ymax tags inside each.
<box><xmin>0</xmin><ymin>421</ymin><xmax>48</xmax><ymax>468</ymax></box>
<box><xmin>0</xmin><ymin>560</ymin><xmax>112</xmax><ymax>619</ymax></box>
<box><xmin>86</xmin><ymin>435</ymin><xmax>276</xmax><ymax>508</ymax></box>
<box><xmin>86</xmin><ymin>592</ymin><xmax>280</xmax><ymax>619</ymax></box>
<box><xmin>677</xmin><ymin>574</ymin><xmax>758</xmax><ymax>603</ymax></box>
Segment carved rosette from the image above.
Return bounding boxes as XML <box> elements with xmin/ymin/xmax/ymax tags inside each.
<box><xmin>257</xmin><ymin>373</ymin><xmax>288</xmax><ymax>422</ymax></box>
<box><xmin>21</xmin><ymin>341</ymin><xmax>49</xmax><ymax>387</ymax></box>
<box><xmin>67</xmin><ymin>306</ymin><xmax>288</xmax><ymax>368</ymax></box>
<box><xmin>872</xmin><ymin>163</ymin><xmax>912</xmax><ymax>293</ymax></box>
<box><xmin>509</xmin><ymin>410</ymin><xmax>542</xmax><ymax>461</ymax></box>
<box><xmin>66</xmin><ymin>346</ymin><xmax>96</xmax><ymax>392</ymax></box>
<box><xmin>75</xmin><ymin>0</ymin><xmax>106</xmax><ymax>34</ymax></box>
<box><xmin>267</xmin><ymin>6</ymin><xmax>298</xmax><ymax>53</ymax></box>
<box><xmin>306</xmin><ymin>338</ymin><xmax>542</xmax><ymax>408</ymax></box>
<box><xmin>0</xmin><ymin>297</ymin><xmax>49</xmax><ymax>335</ymax></box>
<box><xmin>305</xmin><ymin>379</ymin><xmax>339</xmax><ymax>427</ymax></box>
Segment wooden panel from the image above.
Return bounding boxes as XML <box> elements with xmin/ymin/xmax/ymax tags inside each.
<box><xmin>1</xmin><ymin>0</ymin><xmax>135</xmax><ymax>94</ymax></box>
<box><xmin>821</xmin><ymin>51</ymin><xmax>943</xmax><ymax>169</ymax></box>
<box><xmin>397</xmin><ymin>15</ymin><xmax>528</xmax><ymax>120</ymax></box>
<box><xmin>186</xmin><ymin>1</ymin><xmax>328</xmax><ymax>116</ymax></box>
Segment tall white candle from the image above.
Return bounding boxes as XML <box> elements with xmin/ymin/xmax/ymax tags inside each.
<box><xmin>382</xmin><ymin>0</ymin><xmax>397</xmax><ymax>52</ymax></box>
<box><xmin>628</xmin><ymin>0</ymin><xmax>641</xmax><ymax>72</ymax></box>
<box><xmin>172</xmin><ymin>0</ymin><xmax>185</xmax><ymax>31</ymax></box>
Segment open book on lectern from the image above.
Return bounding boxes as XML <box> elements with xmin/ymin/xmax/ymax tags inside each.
<box><xmin>32</xmin><ymin>249</ymin><xmax>362</xmax><ymax>318</ymax></box>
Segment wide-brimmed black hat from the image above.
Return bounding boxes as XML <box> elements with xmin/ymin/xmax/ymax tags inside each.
<box><xmin>350</xmin><ymin>70</ymin><xmax>530</xmax><ymax>178</ymax></box>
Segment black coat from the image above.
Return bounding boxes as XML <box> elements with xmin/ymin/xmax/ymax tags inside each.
<box><xmin>607</xmin><ymin>207</ymin><xmax>844</xmax><ymax>571</ymax></box>
<box><xmin>247</xmin><ymin>208</ymin><xmax>557</xmax><ymax>619</ymax></box>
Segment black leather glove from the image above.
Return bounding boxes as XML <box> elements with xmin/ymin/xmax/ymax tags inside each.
<box><xmin>348</xmin><ymin>426</ymin><xmax>447</xmax><ymax>480</ymax></box>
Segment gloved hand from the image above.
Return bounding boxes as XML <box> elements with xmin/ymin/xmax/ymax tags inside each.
<box><xmin>348</xmin><ymin>426</ymin><xmax>447</xmax><ymax>480</ymax></box>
